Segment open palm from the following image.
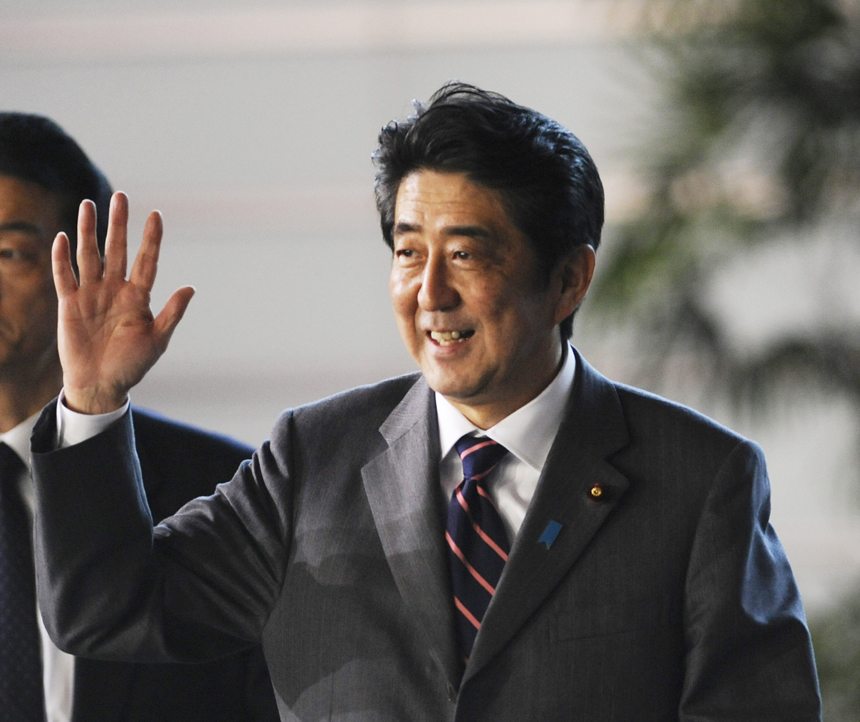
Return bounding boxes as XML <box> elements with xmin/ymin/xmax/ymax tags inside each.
<box><xmin>53</xmin><ymin>192</ymin><xmax>195</xmax><ymax>414</ymax></box>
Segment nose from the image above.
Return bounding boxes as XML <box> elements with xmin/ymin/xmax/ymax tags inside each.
<box><xmin>417</xmin><ymin>255</ymin><xmax>460</xmax><ymax>311</ymax></box>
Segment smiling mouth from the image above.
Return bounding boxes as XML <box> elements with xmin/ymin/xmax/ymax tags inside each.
<box><xmin>428</xmin><ymin>330</ymin><xmax>475</xmax><ymax>346</ymax></box>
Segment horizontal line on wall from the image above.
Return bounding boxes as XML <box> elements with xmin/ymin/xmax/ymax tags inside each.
<box><xmin>0</xmin><ymin>1</ymin><xmax>650</xmax><ymax>64</ymax></box>
<box><xmin>121</xmin><ymin>170</ymin><xmax>646</xmax><ymax>237</ymax></box>
<box><xmin>130</xmin><ymin>182</ymin><xmax>380</xmax><ymax>237</ymax></box>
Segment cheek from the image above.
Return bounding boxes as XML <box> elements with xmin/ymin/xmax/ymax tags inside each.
<box><xmin>29</xmin><ymin>292</ymin><xmax>59</xmax><ymax>328</ymax></box>
<box><xmin>389</xmin><ymin>273</ymin><xmax>417</xmax><ymax>317</ymax></box>
<box><xmin>6</xmin><ymin>275</ymin><xmax>51</xmax><ymax>309</ymax></box>
<box><xmin>32</xmin><ymin>278</ymin><xmax>58</xmax><ymax>310</ymax></box>
<box><xmin>466</xmin><ymin>285</ymin><xmax>520</xmax><ymax>329</ymax></box>
<box><xmin>478</xmin><ymin>291</ymin><xmax>550</xmax><ymax>345</ymax></box>
<box><xmin>15</xmin><ymin>295</ymin><xmax>59</xmax><ymax>352</ymax></box>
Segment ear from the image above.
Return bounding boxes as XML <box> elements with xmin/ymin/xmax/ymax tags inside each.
<box><xmin>552</xmin><ymin>244</ymin><xmax>595</xmax><ymax>325</ymax></box>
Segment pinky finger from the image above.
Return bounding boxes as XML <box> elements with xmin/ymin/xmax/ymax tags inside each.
<box><xmin>52</xmin><ymin>233</ymin><xmax>79</xmax><ymax>298</ymax></box>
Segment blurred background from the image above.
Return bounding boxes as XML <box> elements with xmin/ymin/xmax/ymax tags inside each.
<box><xmin>2</xmin><ymin>0</ymin><xmax>858</xmax><ymax>715</ymax></box>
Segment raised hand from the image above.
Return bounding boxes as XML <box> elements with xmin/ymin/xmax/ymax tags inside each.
<box><xmin>53</xmin><ymin>192</ymin><xmax>195</xmax><ymax>414</ymax></box>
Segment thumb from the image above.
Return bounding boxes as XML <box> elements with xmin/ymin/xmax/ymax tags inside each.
<box><xmin>152</xmin><ymin>285</ymin><xmax>196</xmax><ymax>352</ymax></box>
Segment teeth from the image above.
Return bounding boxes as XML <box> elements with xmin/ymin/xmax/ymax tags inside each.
<box><xmin>430</xmin><ymin>330</ymin><xmax>469</xmax><ymax>345</ymax></box>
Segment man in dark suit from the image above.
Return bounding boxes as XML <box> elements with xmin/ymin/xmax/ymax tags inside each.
<box><xmin>0</xmin><ymin>112</ymin><xmax>278</xmax><ymax>721</ymax></box>
<box><xmin>30</xmin><ymin>84</ymin><xmax>821</xmax><ymax>719</ymax></box>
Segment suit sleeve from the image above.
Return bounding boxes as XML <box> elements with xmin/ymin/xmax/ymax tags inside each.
<box><xmin>31</xmin><ymin>399</ymin><xmax>294</xmax><ymax>665</ymax></box>
<box><xmin>679</xmin><ymin>439</ymin><xmax>822</xmax><ymax>720</ymax></box>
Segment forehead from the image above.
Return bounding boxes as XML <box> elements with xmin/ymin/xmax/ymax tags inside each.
<box><xmin>394</xmin><ymin>170</ymin><xmax>517</xmax><ymax>235</ymax></box>
<box><xmin>0</xmin><ymin>174</ymin><xmax>64</xmax><ymax>234</ymax></box>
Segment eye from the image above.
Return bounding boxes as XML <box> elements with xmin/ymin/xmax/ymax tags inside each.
<box><xmin>0</xmin><ymin>248</ymin><xmax>26</xmax><ymax>261</ymax></box>
<box><xmin>454</xmin><ymin>251</ymin><xmax>471</xmax><ymax>260</ymax></box>
<box><xmin>0</xmin><ymin>244</ymin><xmax>42</xmax><ymax>269</ymax></box>
<box><xmin>393</xmin><ymin>247</ymin><xmax>423</xmax><ymax>268</ymax></box>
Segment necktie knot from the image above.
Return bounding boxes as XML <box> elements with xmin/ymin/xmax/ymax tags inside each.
<box><xmin>455</xmin><ymin>435</ymin><xmax>509</xmax><ymax>484</ymax></box>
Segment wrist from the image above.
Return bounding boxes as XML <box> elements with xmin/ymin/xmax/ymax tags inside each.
<box><xmin>62</xmin><ymin>385</ymin><xmax>128</xmax><ymax>415</ymax></box>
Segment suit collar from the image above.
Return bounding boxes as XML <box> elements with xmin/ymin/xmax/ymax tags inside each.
<box><xmin>435</xmin><ymin>342</ymin><xmax>577</xmax><ymax>472</ymax></box>
<box><xmin>464</xmin><ymin>350</ymin><xmax>632</xmax><ymax>683</ymax></box>
<box><xmin>362</xmin><ymin>376</ymin><xmax>464</xmax><ymax>688</ymax></box>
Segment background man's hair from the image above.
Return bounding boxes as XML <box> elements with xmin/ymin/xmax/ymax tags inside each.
<box><xmin>0</xmin><ymin>112</ymin><xmax>112</xmax><ymax>256</ymax></box>
<box><xmin>373</xmin><ymin>81</ymin><xmax>604</xmax><ymax>339</ymax></box>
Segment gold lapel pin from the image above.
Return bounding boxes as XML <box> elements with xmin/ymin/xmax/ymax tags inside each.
<box><xmin>588</xmin><ymin>483</ymin><xmax>604</xmax><ymax>501</ymax></box>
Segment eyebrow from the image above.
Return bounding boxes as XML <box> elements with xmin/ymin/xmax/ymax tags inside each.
<box><xmin>393</xmin><ymin>221</ymin><xmax>493</xmax><ymax>241</ymax></box>
<box><xmin>0</xmin><ymin>221</ymin><xmax>42</xmax><ymax>236</ymax></box>
<box><xmin>392</xmin><ymin>221</ymin><xmax>419</xmax><ymax>236</ymax></box>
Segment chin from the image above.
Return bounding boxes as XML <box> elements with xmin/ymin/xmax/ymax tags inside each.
<box><xmin>424</xmin><ymin>371</ymin><xmax>486</xmax><ymax>402</ymax></box>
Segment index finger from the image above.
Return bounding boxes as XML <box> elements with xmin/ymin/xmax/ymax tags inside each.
<box><xmin>52</xmin><ymin>232</ymin><xmax>79</xmax><ymax>298</ymax></box>
<box><xmin>129</xmin><ymin>209</ymin><xmax>164</xmax><ymax>291</ymax></box>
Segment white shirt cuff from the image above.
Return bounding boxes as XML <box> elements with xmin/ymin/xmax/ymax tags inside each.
<box><xmin>56</xmin><ymin>389</ymin><xmax>130</xmax><ymax>449</ymax></box>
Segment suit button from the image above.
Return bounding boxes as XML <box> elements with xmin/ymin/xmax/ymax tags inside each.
<box><xmin>447</xmin><ymin>683</ymin><xmax>457</xmax><ymax>703</ymax></box>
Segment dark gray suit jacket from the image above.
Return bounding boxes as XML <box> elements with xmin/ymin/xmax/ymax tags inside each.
<box><xmin>64</xmin><ymin>408</ymin><xmax>279</xmax><ymax>721</ymax></box>
<box><xmin>31</xmin><ymin>352</ymin><xmax>821</xmax><ymax>720</ymax></box>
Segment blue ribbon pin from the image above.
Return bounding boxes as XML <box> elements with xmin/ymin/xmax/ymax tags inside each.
<box><xmin>538</xmin><ymin>520</ymin><xmax>563</xmax><ymax>550</ymax></box>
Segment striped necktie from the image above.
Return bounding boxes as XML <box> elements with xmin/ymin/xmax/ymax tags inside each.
<box><xmin>0</xmin><ymin>442</ymin><xmax>45</xmax><ymax>721</ymax></box>
<box><xmin>446</xmin><ymin>435</ymin><xmax>510</xmax><ymax>665</ymax></box>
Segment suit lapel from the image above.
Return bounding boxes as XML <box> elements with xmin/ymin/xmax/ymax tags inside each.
<box><xmin>361</xmin><ymin>377</ymin><xmax>463</xmax><ymax>689</ymax></box>
<box><xmin>465</xmin><ymin>352</ymin><xmax>631</xmax><ymax>682</ymax></box>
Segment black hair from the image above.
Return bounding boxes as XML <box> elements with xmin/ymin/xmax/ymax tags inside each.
<box><xmin>373</xmin><ymin>82</ymin><xmax>604</xmax><ymax>338</ymax></box>
<box><xmin>0</xmin><ymin>112</ymin><xmax>112</xmax><ymax>256</ymax></box>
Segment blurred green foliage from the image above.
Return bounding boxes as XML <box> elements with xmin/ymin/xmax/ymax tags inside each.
<box><xmin>810</xmin><ymin>588</ymin><xmax>860</xmax><ymax>720</ymax></box>
<box><xmin>593</xmin><ymin>0</ymin><xmax>860</xmax><ymax>405</ymax></box>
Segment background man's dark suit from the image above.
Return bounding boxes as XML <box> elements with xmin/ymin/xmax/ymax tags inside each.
<box><xmin>69</xmin><ymin>406</ymin><xmax>279</xmax><ymax>721</ymax></box>
<box><xmin>0</xmin><ymin>111</ymin><xmax>279</xmax><ymax>721</ymax></box>
<box><xmin>32</xmin><ymin>351</ymin><xmax>820</xmax><ymax>721</ymax></box>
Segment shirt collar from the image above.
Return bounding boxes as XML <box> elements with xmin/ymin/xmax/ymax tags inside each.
<box><xmin>435</xmin><ymin>343</ymin><xmax>576</xmax><ymax>471</ymax></box>
<box><xmin>0</xmin><ymin>410</ymin><xmax>41</xmax><ymax>472</ymax></box>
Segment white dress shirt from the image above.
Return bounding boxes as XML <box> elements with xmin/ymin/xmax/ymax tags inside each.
<box><xmin>436</xmin><ymin>344</ymin><xmax>576</xmax><ymax>543</ymax></box>
<box><xmin>1</xmin><ymin>412</ymin><xmax>74</xmax><ymax>722</ymax></box>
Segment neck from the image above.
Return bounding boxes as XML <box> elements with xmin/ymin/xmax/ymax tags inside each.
<box><xmin>0</xmin><ymin>363</ymin><xmax>63</xmax><ymax>434</ymax></box>
<box><xmin>447</xmin><ymin>341</ymin><xmax>566</xmax><ymax>430</ymax></box>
